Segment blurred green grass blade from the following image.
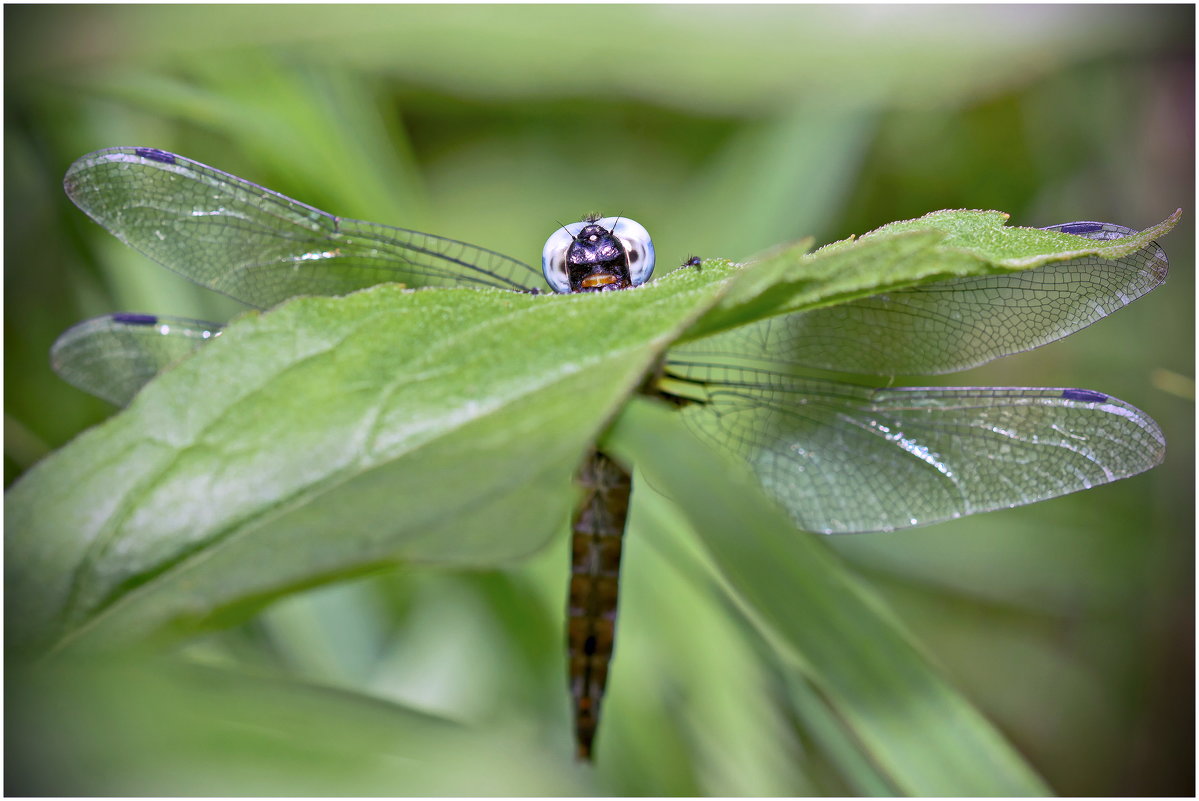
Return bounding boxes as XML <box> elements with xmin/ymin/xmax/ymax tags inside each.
<box><xmin>604</xmin><ymin>397</ymin><xmax>1051</xmax><ymax>796</ymax></box>
<box><xmin>608</xmin><ymin>490</ymin><xmax>814</xmax><ymax>793</ymax></box>
<box><xmin>13</xmin><ymin>6</ymin><xmax>1173</xmax><ymax>113</ymax></box>
<box><xmin>4</xmin><ymin>413</ymin><xmax>52</xmax><ymax>472</ymax></box>
<box><xmin>90</xmin><ymin>60</ymin><xmax>427</xmax><ymax>227</ymax></box>
<box><xmin>6</xmin><ymin>267</ymin><xmax>729</xmax><ymax>656</ymax></box>
<box><xmin>672</xmin><ymin>102</ymin><xmax>876</xmax><ymax>259</ymax></box>
<box><xmin>183</xmin><ymin>56</ymin><xmax>429</xmax><ymax>227</ymax></box>
<box><xmin>8</xmin><ymin>656</ymin><xmax>587</xmax><ymax>795</ymax></box>
<box><xmin>782</xmin><ymin>671</ymin><xmax>898</xmax><ymax>796</ymax></box>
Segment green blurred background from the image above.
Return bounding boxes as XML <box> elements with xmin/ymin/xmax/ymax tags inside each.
<box><xmin>5</xmin><ymin>4</ymin><xmax>1193</xmax><ymax>795</ymax></box>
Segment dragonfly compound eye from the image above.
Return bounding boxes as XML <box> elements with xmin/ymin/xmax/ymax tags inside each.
<box><xmin>606</xmin><ymin>217</ymin><xmax>655</xmax><ymax>287</ymax></box>
<box><xmin>541</xmin><ymin>222</ymin><xmax>581</xmax><ymax>294</ymax></box>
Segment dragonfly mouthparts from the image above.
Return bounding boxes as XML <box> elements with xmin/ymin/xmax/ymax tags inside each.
<box><xmin>580</xmin><ymin>273</ymin><xmax>620</xmax><ymax>289</ymax></box>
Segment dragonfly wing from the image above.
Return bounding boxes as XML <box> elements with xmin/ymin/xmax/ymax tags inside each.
<box><xmin>664</xmin><ymin>361</ymin><xmax>1165</xmax><ymax>533</ymax></box>
<box><xmin>51</xmin><ymin>313</ymin><xmax>223</xmax><ymax>407</ymax></box>
<box><xmin>64</xmin><ymin>147</ymin><xmax>543</xmax><ymax>308</ymax></box>
<box><xmin>680</xmin><ymin>221</ymin><xmax>1167</xmax><ymax>376</ymax></box>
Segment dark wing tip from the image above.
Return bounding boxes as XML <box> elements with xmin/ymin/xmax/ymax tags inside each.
<box><xmin>133</xmin><ymin>147</ymin><xmax>177</xmax><ymax>164</ymax></box>
<box><xmin>1060</xmin><ymin>388</ymin><xmax>1108</xmax><ymax>403</ymax></box>
<box><xmin>110</xmin><ymin>312</ymin><xmax>159</xmax><ymax>326</ymax></box>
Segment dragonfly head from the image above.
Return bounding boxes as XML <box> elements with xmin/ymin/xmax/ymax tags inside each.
<box><xmin>542</xmin><ymin>215</ymin><xmax>655</xmax><ymax>293</ymax></box>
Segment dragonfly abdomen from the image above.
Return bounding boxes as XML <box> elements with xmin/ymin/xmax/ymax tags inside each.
<box><xmin>567</xmin><ymin>451</ymin><xmax>632</xmax><ymax>761</ymax></box>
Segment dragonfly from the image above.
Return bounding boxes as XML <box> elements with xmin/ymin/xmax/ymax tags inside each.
<box><xmin>53</xmin><ymin>146</ymin><xmax>1168</xmax><ymax>760</ymax></box>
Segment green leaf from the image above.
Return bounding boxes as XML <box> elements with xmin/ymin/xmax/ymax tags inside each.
<box><xmin>6</xmin><ymin>268</ymin><xmax>730</xmax><ymax>655</ymax></box>
<box><xmin>689</xmin><ymin>208</ymin><xmax>1181</xmax><ymax>338</ymax></box>
<box><xmin>603</xmin><ymin>397</ymin><xmax>1051</xmax><ymax>795</ymax></box>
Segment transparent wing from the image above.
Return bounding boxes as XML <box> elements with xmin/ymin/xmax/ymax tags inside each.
<box><xmin>51</xmin><ymin>313</ymin><xmax>223</xmax><ymax>406</ymax></box>
<box><xmin>64</xmin><ymin>147</ymin><xmax>544</xmax><ymax>308</ymax></box>
<box><xmin>663</xmin><ymin>360</ymin><xmax>1165</xmax><ymax>534</ymax></box>
<box><xmin>679</xmin><ymin>221</ymin><xmax>1168</xmax><ymax>376</ymax></box>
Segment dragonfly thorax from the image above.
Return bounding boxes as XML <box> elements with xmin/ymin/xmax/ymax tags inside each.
<box><xmin>541</xmin><ymin>216</ymin><xmax>655</xmax><ymax>293</ymax></box>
